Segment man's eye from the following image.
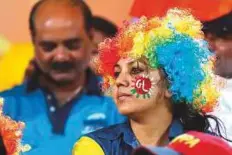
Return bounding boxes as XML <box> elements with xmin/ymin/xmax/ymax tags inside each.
<box><xmin>131</xmin><ymin>67</ymin><xmax>144</xmax><ymax>75</ymax></box>
<box><xmin>64</xmin><ymin>42</ymin><xmax>80</xmax><ymax>50</ymax></box>
<box><xmin>40</xmin><ymin>42</ymin><xmax>57</xmax><ymax>52</ymax></box>
<box><xmin>63</xmin><ymin>39</ymin><xmax>81</xmax><ymax>50</ymax></box>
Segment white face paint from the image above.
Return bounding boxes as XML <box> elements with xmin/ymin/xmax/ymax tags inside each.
<box><xmin>135</xmin><ymin>78</ymin><xmax>149</xmax><ymax>92</ymax></box>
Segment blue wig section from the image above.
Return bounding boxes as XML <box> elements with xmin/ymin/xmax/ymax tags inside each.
<box><xmin>156</xmin><ymin>33</ymin><xmax>212</xmax><ymax>103</ymax></box>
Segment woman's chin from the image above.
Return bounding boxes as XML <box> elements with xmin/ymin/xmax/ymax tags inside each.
<box><xmin>117</xmin><ymin>103</ymin><xmax>137</xmax><ymax>116</ymax></box>
<box><xmin>119</xmin><ymin>109</ymin><xmax>134</xmax><ymax>116</ymax></box>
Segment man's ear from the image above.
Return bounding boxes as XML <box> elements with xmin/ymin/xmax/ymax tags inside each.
<box><xmin>88</xmin><ymin>27</ymin><xmax>94</xmax><ymax>41</ymax></box>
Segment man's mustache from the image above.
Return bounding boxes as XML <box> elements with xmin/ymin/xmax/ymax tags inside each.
<box><xmin>51</xmin><ymin>62</ymin><xmax>74</xmax><ymax>71</ymax></box>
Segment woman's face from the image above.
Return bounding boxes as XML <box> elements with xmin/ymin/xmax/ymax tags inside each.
<box><xmin>112</xmin><ymin>57</ymin><xmax>171</xmax><ymax>116</ymax></box>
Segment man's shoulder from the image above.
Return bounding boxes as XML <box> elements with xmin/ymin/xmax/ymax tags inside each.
<box><xmin>0</xmin><ymin>83</ymin><xmax>27</xmax><ymax>97</ymax></box>
<box><xmin>2</xmin><ymin>88</ymin><xmax>45</xmax><ymax>120</ymax></box>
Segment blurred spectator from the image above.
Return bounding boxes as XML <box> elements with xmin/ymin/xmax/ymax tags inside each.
<box><xmin>0</xmin><ymin>0</ymin><xmax>124</xmax><ymax>154</ymax></box>
<box><xmin>24</xmin><ymin>17</ymin><xmax>117</xmax><ymax>81</ymax></box>
<box><xmin>203</xmin><ymin>11</ymin><xmax>232</xmax><ymax>78</ymax></box>
<box><xmin>203</xmin><ymin>11</ymin><xmax>232</xmax><ymax>145</ymax></box>
<box><xmin>89</xmin><ymin>16</ymin><xmax>118</xmax><ymax>73</ymax></box>
<box><xmin>92</xmin><ymin>16</ymin><xmax>117</xmax><ymax>45</ymax></box>
<box><xmin>133</xmin><ymin>131</ymin><xmax>232</xmax><ymax>155</ymax></box>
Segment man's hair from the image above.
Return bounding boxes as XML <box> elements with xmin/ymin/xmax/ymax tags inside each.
<box><xmin>92</xmin><ymin>16</ymin><xmax>117</xmax><ymax>37</ymax></box>
<box><xmin>29</xmin><ymin>0</ymin><xmax>93</xmax><ymax>40</ymax></box>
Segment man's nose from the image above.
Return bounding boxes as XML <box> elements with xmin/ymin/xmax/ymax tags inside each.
<box><xmin>54</xmin><ymin>45</ymin><xmax>69</xmax><ymax>61</ymax></box>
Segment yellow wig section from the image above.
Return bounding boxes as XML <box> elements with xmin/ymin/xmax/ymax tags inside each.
<box><xmin>72</xmin><ymin>136</ymin><xmax>104</xmax><ymax>155</ymax></box>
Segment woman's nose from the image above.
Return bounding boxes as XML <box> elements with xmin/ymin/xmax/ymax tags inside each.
<box><xmin>115</xmin><ymin>72</ymin><xmax>130</xmax><ymax>87</ymax></box>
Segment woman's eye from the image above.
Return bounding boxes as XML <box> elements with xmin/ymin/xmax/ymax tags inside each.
<box><xmin>113</xmin><ymin>71</ymin><xmax>120</xmax><ymax>78</ymax></box>
<box><xmin>131</xmin><ymin>67</ymin><xmax>144</xmax><ymax>75</ymax></box>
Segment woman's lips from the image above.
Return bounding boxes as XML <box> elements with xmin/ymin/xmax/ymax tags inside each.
<box><xmin>117</xmin><ymin>92</ymin><xmax>133</xmax><ymax>101</ymax></box>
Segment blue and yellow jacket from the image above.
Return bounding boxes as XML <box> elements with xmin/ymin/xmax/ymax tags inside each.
<box><xmin>73</xmin><ymin>120</ymin><xmax>184</xmax><ymax>155</ymax></box>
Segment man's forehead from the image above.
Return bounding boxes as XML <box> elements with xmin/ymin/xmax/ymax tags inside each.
<box><xmin>35</xmin><ymin>28</ymin><xmax>84</xmax><ymax>42</ymax></box>
<box><xmin>36</xmin><ymin>17</ymin><xmax>82</xmax><ymax>32</ymax></box>
<box><xmin>34</xmin><ymin>1</ymin><xmax>84</xmax><ymax>30</ymax></box>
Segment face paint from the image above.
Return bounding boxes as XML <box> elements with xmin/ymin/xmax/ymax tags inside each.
<box><xmin>131</xmin><ymin>74</ymin><xmax>156</xmax><ymax>99</ymax></box>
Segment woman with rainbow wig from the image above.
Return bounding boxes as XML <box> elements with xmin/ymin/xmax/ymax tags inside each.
<box><xmin>72</xmin><ymin>9</ymin><xmax>229</xmax><ymax>155</ymax></box>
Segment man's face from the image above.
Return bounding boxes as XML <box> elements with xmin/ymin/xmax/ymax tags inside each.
<box><xmin>206</xmin><ymin>34</ymin><xmax>232</xmax><ymax>78</ymax></box>
<box><xmin>33</xmin><ymin>2</ymin><xmax>92</xmax><ymax>84</ymax></box>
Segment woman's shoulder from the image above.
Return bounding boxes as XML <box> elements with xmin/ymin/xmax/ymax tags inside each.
<box><xmin>86</xmin><ymin>122</ymin><xmax>128</xmax><ymax>140</ymax></box>
<box><xmin>73</xmin><ymin>136</ymin><xmax>104</xmax><ymax>155</ymax></box>
<box><xmin>72</xmin><ymin>122</ymin><xmax>131</xmax><ymax>155</ymax></box>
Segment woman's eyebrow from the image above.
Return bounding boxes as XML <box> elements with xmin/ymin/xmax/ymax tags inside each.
<box><xmin>130</xmin><ymin>60</ymin><xmax>147</xmax><ymax>67</ymax></box>
<box><xmin>114</xmin><ymin>64</ymin><xmax>120</xmax><ymax>68</ymax></box>
<box><xmin>114</xmin><ymin>60</ymin><xmax>136</xmax><ymax>68</ymax></box>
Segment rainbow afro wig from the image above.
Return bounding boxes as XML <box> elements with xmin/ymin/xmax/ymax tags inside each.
<box><xmin>97</xmin><ymin>8</ymin><xmax>222</xmax><ymax>113</ymax></box>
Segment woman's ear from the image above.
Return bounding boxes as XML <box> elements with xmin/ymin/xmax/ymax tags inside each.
<box><xmin>164</xmin><ymin>89</ymin><xmax>172</xmax><ymax>98</ymax></box>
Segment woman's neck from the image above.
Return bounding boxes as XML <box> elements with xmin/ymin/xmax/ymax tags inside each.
<box><xmin>130</xmin><ymin>102</ymin><xmax>172</xmax><ymax>146</ymax></box>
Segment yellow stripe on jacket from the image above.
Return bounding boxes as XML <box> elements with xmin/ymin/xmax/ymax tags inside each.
<box><xmin>72</xmin><ymin>136</ymin><xmax>104</xmax><ymax>155</ymax></box>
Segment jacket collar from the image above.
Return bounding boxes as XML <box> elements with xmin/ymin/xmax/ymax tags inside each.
<box><xmin>96</xmin><ymin>119</ymin><xmax>184</xmax><ymax>148</ymax></box>
<box><xmin>122</xmin><ymin>119</ymin><xmax>184</xmax><ymax>148</ymax></box>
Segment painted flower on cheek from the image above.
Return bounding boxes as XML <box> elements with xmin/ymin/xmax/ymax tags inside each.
<box><xmin>131</xmin><ymin>74</ymin><xmax>156</xmax><ymax>99</ymax></box>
